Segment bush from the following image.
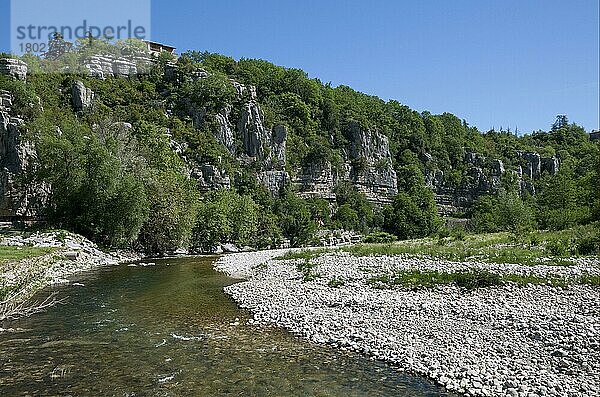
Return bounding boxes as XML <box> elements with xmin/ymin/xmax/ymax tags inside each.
<box><xmin>383</xmin><ymin>188</ymin><xmax>439</xmax><ymax>240</ymax></box>
<box><xmin>363</xmin><ymin>232</ymin><xmax>397</xmax><ymax>244</ymax></box>
<box><xmin>192</xmin><ymin>190</ymin><xmax>278</xmax><ymax>252</ymax></box>
<box><xmin>545</xmin><ymin>239</ymin><xmax>569</xmax><ymax>257</ymax></box>
<box><xmin>471</xmin><ymin>191</ymin><xmax>535</xmax><ymax>233</ymax></box>
<box><xmin>576</xmin><ymin>235</ymin><xmax>600</xmax><ymax>255</ymax></box>
<box><xmin>277</xmin><ymin>191</ymin><xmax>318</xmax><ymax>247</ymax></box>
<box><xmin>136</xmin><ymin>170</ymin><xmax>199</xmax><ymax>254</ymax></box>
<box><xmin>36</xmin><ymin>120</ymin><xmax>149</xmax><ymax>248</ymax></box>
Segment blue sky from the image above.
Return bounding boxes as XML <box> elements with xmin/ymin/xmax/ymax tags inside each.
<box><xmin>1</xmin><ymin>0</ymin><xmax>598</xmax><ymax>133</ymax></box>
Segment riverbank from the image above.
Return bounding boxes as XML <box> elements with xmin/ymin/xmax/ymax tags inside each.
<box><xmin>0</xmin><ymin>231</ymin><xmax>140</xmax><ymax>322</ymax></box>
<box><xmin>215</xmin><ymin>249</ymin><xmax>600</xmax><ymax>397</ymax></box>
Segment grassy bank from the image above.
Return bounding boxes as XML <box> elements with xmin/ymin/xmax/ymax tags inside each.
<box><xmin>0</xmin><ymin>246</ymin><xmax>57</xmax><ymax>264</ymax></box>
<box><xmin>369</xmin><ymin>270</ymin><xmax>600</xmax><ymax>290</ymax></box>
<box><xmin>276</xmin><ymin>224</ymin><xmax>600</xmax><ymax>266</ymax></box>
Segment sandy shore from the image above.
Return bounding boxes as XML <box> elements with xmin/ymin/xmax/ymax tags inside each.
<box><xmin>215</xmin><ymin>250</ymin><xmax>600</xmax><ymax>397</ymax></box>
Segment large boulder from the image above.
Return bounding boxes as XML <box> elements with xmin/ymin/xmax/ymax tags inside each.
<box><xmin>71</xmin><ymin>81</ymin><xmax>94</xmax><ymax>112</ymax></box>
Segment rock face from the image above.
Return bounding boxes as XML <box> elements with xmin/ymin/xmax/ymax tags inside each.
<box><xmin>176</xmin><ymin>72</ymin><xmax>398</xmax><ymax>204</ymax></box>
<box><xmin>290</xmin><ymin>123</ymin><xmax>398</xmax><ymax>205</ymax></box>
<box><xmin>192</xmin><ymin>164</ymin><xmax>231</xmax><ymax>192</ymax></box>
<box><xmin>521</xmin><ymin>152</ymin><xmax>541</xmax><ymax>179</ymax></box>
<box><xmin>214</xmin><ymin>107</ymin><xmax>235</xmax><ymax>153</ymax></box>
<box><xmin>427</xmin><ymin>150</ymin><xmax>561</xmax><ymax>215</ymax></box>
<box><xmin>427</xmin><ymin>152</ymin><xmax>506</xmax><ymax>215</ymax></box>
<box><xmin>347</xmin><ymin>123</ymin><xmax>398</xmax><ymax>204</ymax></box>
<box><xmin>0</xmin><ymin>91</ymin><xmax>48</xmax><ymax>219</ymax></box>
<box><xmin>270</xmin><ymin>125</ymin><xmax>287</xmax><ymax>169</ymax></box>
<box><xmin>238</xmin><ymin>101</ymin><xmax>268</xmax><ymax>158</ymax></box>
<box><xmin>292</xmin><ymin>162</ymin><xmax>338</xmax><ymax>202</ymax></box>
<box><xmin>541</xmin><ymin>156</ymin><xmax>560</xmax><ymax>176</ymax></box>
<box><xmin>84</xmin><ymin>54</ymin><xmax>153</xmax><ymax>79</ymax></box>
<box><xmin>71</xmin><ymin>81</ymin><xmax>94</xmax><ymax>112</ymax></box>
<box><xmin>0</xmin><ymin>58</ymin><xmax>28</xmax><ymax>80</ymax></box>
<box><xmin>258</xmin><ymin>170</ymin><xmax>288</xmax><ymax>196</ymax></box>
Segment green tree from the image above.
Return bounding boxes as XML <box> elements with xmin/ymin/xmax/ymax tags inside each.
<box><xmin>384</xmin><ymin>165</ymin><xmax>439</xmax><ymax>239</ymax></box>
<box><xmin>36</xmin><ymin>120</ymin><xmax>149</xmax><ymax>247</ymax></box>
<box><xmin>137</xmin><ymin>170</ymin><xmax>199</xmax><ymax>254</ymax></box>
<box><xmin>536</xmin><ymin>166</ymin><xmax>590</xmax><ymax>230</ymax></box>
<box><xmin>277</xmin><ymin>192</ymin><xmax>317</xmax><ymax>247</ymax></box>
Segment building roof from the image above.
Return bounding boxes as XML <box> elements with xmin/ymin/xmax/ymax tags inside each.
<box><xmin>143</xmin><ymin>40</ymin><xmax>176</xmax><ymax>51</ymax></box>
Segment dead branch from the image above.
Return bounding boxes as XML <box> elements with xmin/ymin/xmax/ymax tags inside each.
<box><xmin>0</xmin><ymin>292</ymin><xmax>67</xmax><ymax>322</ymax></box>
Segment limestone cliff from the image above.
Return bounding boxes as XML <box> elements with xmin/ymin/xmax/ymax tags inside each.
<box><xmin>0</xmin><ymin>89</ymin><xmax>48</xmax><ymax>219</ymax></box>
<box><xmin>426</xmin><ymin>151</ymin><xmax>560</xmax><ymax>215</ymax></box>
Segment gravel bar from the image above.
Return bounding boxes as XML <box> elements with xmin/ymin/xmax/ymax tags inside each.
<box><xmin>215</xmin><ymin>250</ymin><xmax>600</xmax><ymax>397</ymax></box>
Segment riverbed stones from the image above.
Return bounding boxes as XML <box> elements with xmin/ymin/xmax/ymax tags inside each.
<box><xmin>215</xmin><ymin>250</ymin><xmax>600</xmax><ymax>397</ymax></box>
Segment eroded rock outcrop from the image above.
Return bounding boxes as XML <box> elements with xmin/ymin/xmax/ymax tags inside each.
<box><xmin>0</xmin><ymin>91</ymin><xmax>48</xmax><ymax>218</ymax></box>
<box><xmin>192</xmin><ymin>164</ymin><xmax>231</xmax><ymax>192</ymax></box>
<box><xmin>84</xmin><ymin>54</ymin><xmax>153</xmax><ymax>79</ymax></box>
<box><xmin>427</xmin><ymin>149</ymin><xmax>561</xmax><ymax>215</ymax></box>
<box><xmin>0</xmin><ymin>58</ymin><xmax>27</xmax><ymax>80</ymax></box>
<box><xmin>426</xmin><ymin>151</ymin><xmax>506</xmax><ymax>215</ymax></box>
<box><xmin>215</xmin><ymin>107</ymin><xmax>235</xmax><ymax>153</ymax></box>
<box><xmin>292</xmin><ymin>161</ymin><xmax>338</xmax><ymax>202</ymax></box>
<box><xmin>71</xmin><ymin>81</ymin><xmax>94</xmax><ymax>112</ymax></box>
<box><xmin>347</xmin><ymin>123</ymin><xmax>398</xmax><ymax>204</ymax></box>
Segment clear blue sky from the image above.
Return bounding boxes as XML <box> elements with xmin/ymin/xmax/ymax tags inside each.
<box><xmin>1</xmin><ymin>0</ymin><xmax>598</xmax><ymax>133</ymax></box>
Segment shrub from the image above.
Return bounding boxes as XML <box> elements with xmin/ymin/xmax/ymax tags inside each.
<box><xmin>545</xmin><ymin>239</ymin><xmax>569</xmax><ymax>257</ymax></box>
<box><xmin>574</xmin><ymin>231</ymin><xmax>600</xmax><ymax>255</ymax></box>
<box><xmin>363</xmin><ymin>232</ymin><xmax>397</xmax><ymax>244</ymax></box>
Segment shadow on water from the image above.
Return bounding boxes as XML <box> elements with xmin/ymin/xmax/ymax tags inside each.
<box><xmin>0</xmin><ymin>256</ymin><xmax>455</xmax><ymax>396</ymax></box>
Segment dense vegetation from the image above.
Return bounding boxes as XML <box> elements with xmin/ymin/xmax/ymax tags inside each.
<box><xmin>1</xmin><ymin>39</ymin><xmax>598</xmax><ymax>254</ymax></box>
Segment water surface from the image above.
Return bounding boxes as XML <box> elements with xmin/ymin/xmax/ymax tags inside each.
<box><xmin>0</xmin><ymin>257</ymin><xmax>453</xmax><ymax>396</ymax></box>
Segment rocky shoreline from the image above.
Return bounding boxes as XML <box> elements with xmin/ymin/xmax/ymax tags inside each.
<box><xmin>215</xmin><ymin>250</ymin><xmax>600</xmax><ymax>397</ymax></box>
<box><xmin>0</xmin><ymin>231</ymin><xmax>140</xmax><ymax>320</ymax></box>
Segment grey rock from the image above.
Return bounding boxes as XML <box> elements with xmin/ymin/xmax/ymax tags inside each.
<box><xmin>541</xmin><ymin>157</ymin><xmax>559</xmax><ymax>176</ymax></box>
<box><xmin>0</xmin><ymin>98</ymin><xmax>49</xmax><ymax>218</ymax></box>
<box><xmin>84</xmin><ymin>54</ymin><xmax>153</xmax><ymax>79</ymax></box>
<box><xmin>347</xmin><ymin>122</ymin><xmax>398</xmax><ymax>204</ymax></box>
<box><xmin>221</xmin><ymin>243</ymin><xmax>239</xmax><ymax>253</ymax></box>
<box><xmin>192</xmin><ymin>164</ymin><xmax>231</xmax><ymax>192</ymax></box>
<box><xmin>215</xmin><ymin>107</ymin><xmax>235</xmax><ymax>153</ymax></box>
<box><xmin>521</xmin><ymin>152</ymin><xmax>541</xmax><ymax>179</ymax></box>
<box><xmin>270</xmin><ymin>125</ymin><xmax>287</xmax><ymax>170</ymax></box>
<box><xmin>465</xmin><ymin>152</ymin><xmax>486</xmax><ymax>167</ymax></box>
<box><xmin>258</xmin><ymin>170</ymin><xmax>288</xmax><ymax>196</ymax></box>
<box><xmin>0</xmin><ymin>58</ymin><xmax>27</xmax><ymax>80</ymax></box>
<box><xmin>237</xmin><ymin>101</ymin><xmax>268</xmax><ymax>158</ymax></box>
<box><xmin>491</xmin><ymin>159</ymin><xmax>505</xmax><ymax>176</ymax></box>
<box><xmin>71</xmin><ymin>81</ymin><xmax>94</xmax><ymax>112</ymax></box>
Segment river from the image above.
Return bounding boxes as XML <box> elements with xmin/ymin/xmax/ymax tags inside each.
<box><xmin>0</xmin><ymin>256</ymin><xmax>453</xmax><ymax>396</ymax></box>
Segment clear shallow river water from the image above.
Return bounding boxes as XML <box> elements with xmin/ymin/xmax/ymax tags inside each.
<box><xmin>0</xmin><ymin>257</ymin><xmax>453</xmax><ymax>396</ymax></box>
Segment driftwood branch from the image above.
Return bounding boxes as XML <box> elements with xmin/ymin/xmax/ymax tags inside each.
<box><xmin>0</xmin><ymin>291</ymin><xmax>66</xmax><ymax>322</ymax></box>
